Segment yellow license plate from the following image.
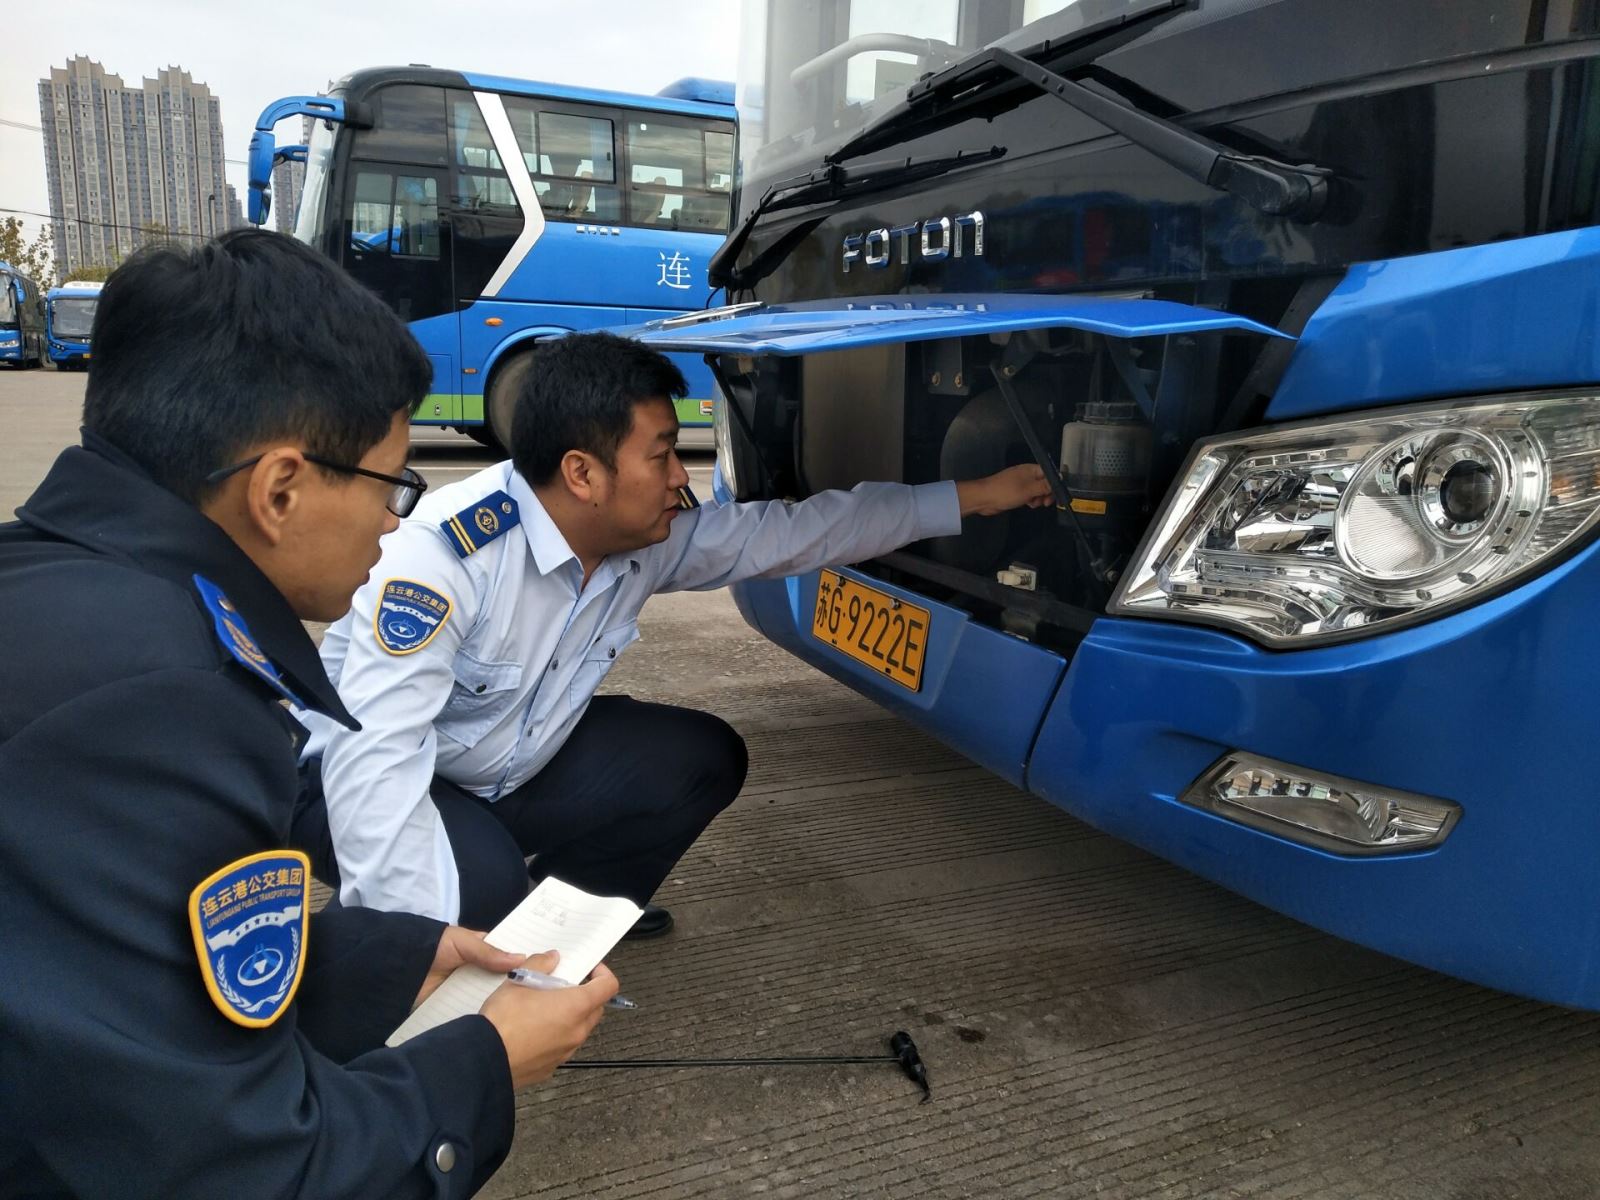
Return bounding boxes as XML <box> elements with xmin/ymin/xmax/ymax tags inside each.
<box><xmin>811</xmin><ymin>572</ymin><xmax>930</xmax><ymax>691</ymax></box>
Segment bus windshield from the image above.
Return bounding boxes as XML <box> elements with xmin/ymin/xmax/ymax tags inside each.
<box><xmin>50</xmin><ymin>298</ymin><xmax>96</xmax><ymax>338</ymax></box>
<box><xmin>0</xmin><ymin>284</ymin><xmax>15</xmax><ymax>327</ymax></box>
<box><xmin>739</xmin><ymin>0</ymin><xmax>1168</xmax><ymax>183</ymax></box>
<box><xmin>293</xmin><ymin>115</ymin><xmax>339</xmax><ymax>247</ymax></box>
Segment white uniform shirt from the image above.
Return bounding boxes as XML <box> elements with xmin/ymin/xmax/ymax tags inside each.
<box><xmin>303</xmin><ymin>460</ymin><xmax>961</xmax><ymax>922</ymax></box>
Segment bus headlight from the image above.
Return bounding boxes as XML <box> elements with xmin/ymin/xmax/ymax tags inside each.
<box><xmin>710</xmin><ymin>380</ymin><xmax>739</xmax><ymax>497</ymax></box>
<box><xmin>1111</xmin><ymin>395</ymin><xmax>1600</xmax><ymax>646</ymax></box>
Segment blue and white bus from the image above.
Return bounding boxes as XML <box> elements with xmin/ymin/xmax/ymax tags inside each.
<box><xmin>247</xmin><ymin>68</ymin><xmax>736</xmax><ymax>449</ymax></box>
<box><xmin>623</xmin><ymin>0</ymin><xmax>1600</xmax><ymax>1010</ymax></box>
<box><xmin>44</xmin><ymin>280</ymin><xmax>103</xmax><ymax>369</ymax></box>
<box><xmin>0</xmin><ymin>263</ymin><xmax>46</xmax><ymax>369</ymax></box>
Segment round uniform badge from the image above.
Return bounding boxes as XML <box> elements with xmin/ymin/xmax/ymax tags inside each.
<box><xmin>189</xmin><ymin>850</ymin><xmax>311</xmax><ymax>1028</ymax></box>
<box><xmin>375</xmin><ymin>578</ymin><xmax>453</xmax><ymax>655</ymax></box>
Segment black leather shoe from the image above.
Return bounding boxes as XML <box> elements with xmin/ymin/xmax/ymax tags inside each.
<box><xmin>623</xmin><ymin>904</ymin><xmax>674</xmax><ymax>940</ymax></box>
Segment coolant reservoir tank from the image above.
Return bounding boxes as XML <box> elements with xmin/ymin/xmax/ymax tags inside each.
<box><xmin>1059</xmin><ymin>400</ymin><xmax>1152</xmax><ymax>499</ymax></box>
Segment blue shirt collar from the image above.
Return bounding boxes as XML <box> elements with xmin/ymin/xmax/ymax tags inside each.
<box><xmin>505</xmin><ymin>466</ymin><xmax>644</xmax><ymax>584</ymax></box>
<box><xmin>507</xmin><ymin>466</ymin><xmax>580</xmax><ymax>577</ymax></box>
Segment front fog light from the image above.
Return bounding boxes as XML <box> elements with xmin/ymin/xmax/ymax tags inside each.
<box><xmin>1182</xmin><ymin>752</ymin><xmax>1460</xmax><ymax>854</ymax></box>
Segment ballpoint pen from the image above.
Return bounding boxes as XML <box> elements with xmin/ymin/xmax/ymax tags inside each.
<box><xmin>505</xmin><ymin>967</ymin><xmax>638</xmax><ymax>1010</ymax></box>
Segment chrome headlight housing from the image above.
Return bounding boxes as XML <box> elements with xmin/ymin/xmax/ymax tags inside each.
<box><xmin>710</xmin><ymin>377</ymin><xmax>739</xmax><ymax>498</ymax></box>
<box><xmin>1111</xmin><ymin>394</ymin><xmax>1600</xmax><ymax>646</ymax></box>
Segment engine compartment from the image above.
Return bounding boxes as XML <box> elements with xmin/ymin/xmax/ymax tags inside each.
<box><xmin>710</xmin><ymin>283</ymin><xmax>1310</xmax><ymax>657</ymax></box>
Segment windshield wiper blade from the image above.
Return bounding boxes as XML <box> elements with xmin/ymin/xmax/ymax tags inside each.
<box><xmin>827</xmin><ymin>0</ymin><xmax>1187</xmax><ymax>165</ymax></box>
<box><xmin>708</xmin><ymin>146</ymin><xmax>1005</xmax><ymax>291</ymax></box>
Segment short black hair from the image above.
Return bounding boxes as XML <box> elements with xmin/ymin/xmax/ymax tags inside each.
<box><xmin>82</xmin><ymin>228</ymin><xmax>431</xmax><ymax>503</ymax></box>
<box><xmin>511</xmin><ymin>331</ymin><xmax>687</xmax><ymax>485</ymax></box>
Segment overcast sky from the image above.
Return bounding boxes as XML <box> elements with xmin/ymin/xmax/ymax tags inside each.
<box><xmin>1</xmin><ymin>0</ymin><xmax>741</xmax><ymax>249</ymax></box>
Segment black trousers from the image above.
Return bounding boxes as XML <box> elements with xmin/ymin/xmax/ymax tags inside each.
<box><xmin>295</xmin><ymin>696</ymin><xmax>747</xmax><ymax>929</ymax></box>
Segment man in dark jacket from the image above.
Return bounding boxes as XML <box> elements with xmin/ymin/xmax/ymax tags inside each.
<box><xmin>0</xmin><ymin>229</ymin><xmax>617</xmax><ymax>1198</ymax></box>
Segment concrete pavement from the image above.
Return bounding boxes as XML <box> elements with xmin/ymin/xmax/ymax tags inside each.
<box><xmin>4</xmin><ymin>367</ymin><xmax>1598</xmax><ymax>1199</ymax></box>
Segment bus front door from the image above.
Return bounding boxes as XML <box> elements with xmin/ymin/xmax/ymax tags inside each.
<box><xmin>342</xmin><ymin>162</ymin><xmax>461</xmax><ymax>423</ymax></box>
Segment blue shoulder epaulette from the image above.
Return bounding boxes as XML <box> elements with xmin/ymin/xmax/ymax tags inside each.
<box><xmin>192</xmin><ymin>574</ymin><xmax>305</xmax><ymax>707</ymax></box>
<box><xmin>439</xmin><ymin>489</ymin><xmax>520</xmax><ymax>558</ymax></box>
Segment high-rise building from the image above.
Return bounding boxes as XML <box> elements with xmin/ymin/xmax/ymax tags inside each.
<box><xmin>271</xmin><ymin>115</ymin><xmax>312</xmax><ymax>235</ymax></box>
<box><xmin>38</xmin><ymin>57</ymin><xmax>232</xmax><ymax>278</ymax></box>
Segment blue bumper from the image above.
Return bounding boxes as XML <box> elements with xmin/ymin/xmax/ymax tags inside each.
<box><xmin>732</xmin><ymin>537</ymin><xmax>1600</xmax><ymax>1008</ymax></box>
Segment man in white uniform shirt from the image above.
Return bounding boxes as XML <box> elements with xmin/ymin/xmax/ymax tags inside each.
<box><xmin>294</xmin><ymin>333</ymin><xmax>1051</xmax><ymax>936</ymax></box>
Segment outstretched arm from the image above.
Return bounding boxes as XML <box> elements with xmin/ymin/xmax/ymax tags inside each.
<box><xmin>653</xmin><ymin>463</ymin><xmax>1054</xmax><ymax>593</ymax></box>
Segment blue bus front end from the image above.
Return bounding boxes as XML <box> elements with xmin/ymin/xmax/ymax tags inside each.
<box><xmin>631</xmin><ymin>0</ymin><xmax>1600</xmax><ymax>1009</ymax></box>
<box><xmin>690</xmin><ymin>243</ymin><xmax>1600</xmax><ymax>1007</ymax></box>
<box><xmin>45</xmin><ymin>282</ymin><xmax>102</xmax><ymax>368</ymax></box>
<box><xmin>0</xmin><ymin>264</ymin><xmax>45</xmax><ymax>368</ymax></box>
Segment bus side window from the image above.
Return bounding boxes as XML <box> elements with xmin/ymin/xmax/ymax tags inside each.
<box><xmin>352</xmin><ymin>171</ymin><xmax>400</xmax><ymax>253</ymax></box>
<box><xmin>625</xmin><ymin>118</ymin><xmax>734</xmax><ymax>233</ymax></box>
<box><xmin>705</xmin><ymin>129</ymin><xmax>734</xmax><ymax>193</ymax></box>
<box><xmin>450</xmin><ymin>96</ymin><xmax>518</xmax><ymax>212</ymax></box>
<box><xmin>351</xmin><ymin>170</ymin><xmax>439</xmax><ymax>259</ymax></box>
<box><xmin>626</xmin><ymin>119</ymin><xmax>692</xmax><ymax>227</ymax></box>
<box><xmin>527</xmin><ymin>110</ymin><xmax>622</xmax><ymax>222</ymax></box>
<box><xmin>394</xmin><ymin>177</ymin><xmax>440</xmax><ymax>258</ymax></box>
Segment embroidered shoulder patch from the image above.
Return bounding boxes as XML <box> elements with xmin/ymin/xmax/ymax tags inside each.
<box><xmin>439</xmin><ymin>489</ymin><xmax>519</xmax><ymax>558</ymax></box>
<box><xmin>375</xmin><ymin>579</ymin><xmax>453</xmax><ymax>655</ymax></box>
<box><xmin>189</xmin><ymin>850</ymin><xmax>310</xmax><ymax>1028</ymax></box>
<box><xmin>193</xmin><ymin>575</ymin><xmax>305</xmax><ymax>707</ymax></box>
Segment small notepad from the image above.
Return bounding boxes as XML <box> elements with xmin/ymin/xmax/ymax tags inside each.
<box><xmin>387</xmin><ymin>877</ymin><xmax>642</xmax><ymax>1046</ymax></box>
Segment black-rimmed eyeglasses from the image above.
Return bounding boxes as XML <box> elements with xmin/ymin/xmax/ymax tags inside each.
<box><xmin>204</xmin><ymin>453</ymin><xmax>430</xmax><ymax>517</ymax></box>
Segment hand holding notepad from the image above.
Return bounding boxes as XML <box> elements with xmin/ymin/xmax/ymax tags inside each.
<box><xmin>389</xmin><ymin>877</ymin><xmax>641</xmax><ymax>1046</ymax></box>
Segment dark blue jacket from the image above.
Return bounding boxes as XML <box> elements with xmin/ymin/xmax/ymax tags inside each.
<box><xmin>0</xmin><ymin>437</ymin><xmax>514</xmax><ymax>1198</ymax></box>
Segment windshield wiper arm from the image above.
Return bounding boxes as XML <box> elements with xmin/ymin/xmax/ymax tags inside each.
<box><xmin>708</xmin><ymin>146</ymin><xmax>1005</xmax><ymax>291</ymax></box>
<box><xmin>827</xmin><ymin>0</ymin><xmax>1187</xmax><ymax>165</ymax></box>
<box><xmin>828</xmin><ymin>16</ymin><xmax>1328</xmax><ymax>221</ymax></box>
<box><xmin>979</xmin><ymin>46</ymin><xmax>1328</xmax><ymax>219</ymax></box>
<box><xmin>707</xmin><ymin>166</ymin><xmax>842</xmax><ymax>291</ymax></box>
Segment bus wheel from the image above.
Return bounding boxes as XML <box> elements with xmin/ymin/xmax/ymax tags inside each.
<box><xmin>486</xmin><ymin>352</ymin><xmax>534</xmax><ymax>454</ymax></box>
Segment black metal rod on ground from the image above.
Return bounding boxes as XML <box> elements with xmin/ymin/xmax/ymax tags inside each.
<box><xmin>562</xmin><ymin>1056</ymin><xmax>895</xmax><ymax>1068</ymax></box>
<box><xmin>558</xmin><ymin>1031</ymin><xmax>932</xmax><ymax>1101</ymax></box>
